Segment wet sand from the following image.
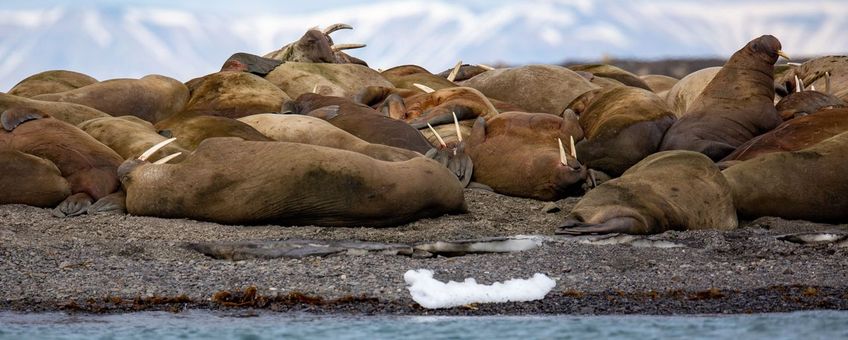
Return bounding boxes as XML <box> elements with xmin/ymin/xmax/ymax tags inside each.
<box><xmin>1</xmin><ymin>189</ymin><xmax>847</xmax><ymax>315</ymax></box>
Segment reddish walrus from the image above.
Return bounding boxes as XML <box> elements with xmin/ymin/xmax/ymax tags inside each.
<box><xmin>722</xmin><ymin>131</ymin><xmax>848</xmax><ymax>222</ymax></box>
<box><xmin>119</xmin><ymin>138</ymin><xmax>467</xmax><ymax>227</ymax></box>
<box><xmin>466</xmin><ymin>112</ymin><xmax>587</xmax><ymax>201</ymax></box>
<box><xmin>721</xmin><ymin>108</ymin><xmax>848</xmax><ymax>164</ymax></box>
<box><xmin>0</xmin><ymin>107</ymin><xmax>124</xmax><ymax>216</ymax></box>
<box><xmin>575</xmin><ymin>86</ymin><xmax>677</xmax><ymax>177</ymax></box>
<box><xmin>557</xmin><ymin>151</ymin><xmax>737</xmax><ymax>235</ymax></box>
<box><xmin>659</xmin><ymin>35</ymin><xmax>787</xmax><ymax>161</ymax></box>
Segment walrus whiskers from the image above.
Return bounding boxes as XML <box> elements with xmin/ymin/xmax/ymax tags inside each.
<box><xmin>558</xmin><ymin>138</ymin><xmax>567</xmax><ymax>166</ymax></box>
<box><xmin>452</xmin><ymin>112</ymin><xmax>463</xmax><ymax>142</ymax></box>
<box><xmin>138</xmin><ymin>137</ymin><xmax>177</xmax><ymax>161</ymax></box>
<box><xmin>569</xmin><ymin>135</ymin><xmax>577</xmax><ymax>159</ymax></box>
<box><xmin>153</xmin><ymin>152</ymin><xmax>182</xmax><ymax>164</ymax></box>
<box><xmin>413</xmin><ymin>83</ymin><xmax>435</xmax><ymax>93</ymax></box>
<box><xmin>427</xmin><ymin>123</ymin><xmax>447</xmax><ymax>148</ymax></box>
<box><xmin>447</xmin><ymin>60</ymin><xmax>462</xmax><ymax>82</ymax></box>
<box><xmin>331</xmin><ymin>43</ymin><xmax>366</xmax><ymax>51</ymax></box>
<box><xmin>322</xmin><ymin>23</ymin><xmax>353</xmax><ymax>35</ymax></box>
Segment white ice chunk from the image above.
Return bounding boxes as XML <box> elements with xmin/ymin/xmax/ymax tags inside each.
<box><xmin>404</xmin><ymin>269</ymin><xmax>556</xmax><ymax>309</ymax></box>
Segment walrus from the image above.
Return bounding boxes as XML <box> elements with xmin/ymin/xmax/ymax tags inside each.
<box><xmin>32</xmin><ymin>74</ymin><xmax>189</xmax><ymax>123</ymax></box>
<box><xmin>461</xmin><ymin>64</ymin><xmax>598</xmax><ymax>115</ymax></box>
<box><xmin>263</xmin><ymin>24</ymin><xmax>367</xmax><ymax>65</ymax></box>
<box><xmin>568</xmin><ymin>64</ymin><xmax>652</xmax><ymax>91</ymax></box>
<box><xmin>720</xmin><ymin>107</ymin><xmax>848</xmax><ymax>163</ymax></box>
<box><xmin>154</xmin><ymin>111</ymin><xmax>272</xmax><ymax>150</ymax></box>
<box><xmin>237</xmin><ymin>113</ymin><xmax>422</xmax><ymax>162</ymax></box>
<box><xmin>557</xmin><ymin>151</ymin><xmax>737</xmax><ymax>235</ymax></box>
<box><xmin>220</xmin><ymin>52</ymin><xmax>283</xmax><ymax>76</ymax></box>
<box><xmin>354</xmin><ymin>85</ymin><xmax>524</xmax><ymax>117</ymax></box>
<box><xmin>664</xmin><ymin>67</ymin><xmax>721</xmax><ymax>116</ymax></box>
<box><xmin>438</xmin><ymin>63</ymin><xmax>492</xmax><ymax>82</ymax></box>
<box><xmin>659</xmin><ymin>35</ymin><xmax>787</xmax><ymax>161</ymax></box>
<box><xmin>0</xmin><ymin>150</ymin><xmax>71</xmax><ymax>207</ymax></box>
<box><xmin>0</xmin><ymin>92</ymin><xmax>109</xmax><ymax>126</ymax></box>
<box><xmin>639</xmin><ymin>74</ymin><xmax>679</xmax><ymax>95</ymax></box>
<box><xmin>575</xmin><ymin>86</ymin><xmax>677</xmax><ymax>177</ymax></box>
<box><xmin>466</xmin><ymin>112</ymin><xmax>587</xmax><ymax>201</ymax></box>
<box><xmin>264</xmin><ymin>62</ymin><xmax>392</xmax><ymax>99</ymax></box>
<box><xmin>7</xmin><ymin>70</ymin><xmax>98</xmax><ymax>98</ymax></box>
<box><xmin>722</xmin><ymin>131</ymin><xmax>848</xmax><ymax>222</ymax></box>
<box><xmin>774</xmin><ymin>90</ymin><xmax>845</xmax><ymax>120</ymax></box>
<box><xmin>380</xmin><ymin>65</ymin><xmax>457</xmax><ymax>92</ymax></box>
<box><xmin>119</xmin><ymin>137</ymin><xmax>467</xmax><ymax>227</ymax></box>
<box><xmin>77</xmin><ymin>115</ymin><xmax>189</xmax><ymax>162</ymax></box>
<box><xmin>1</xmin><ymin>107</ymin><xmax>124</xmax><ymax>216</ymax></box>
<box><xmin>183</xmin><ymin>71</ymin><xmax>289</xmax><ymax>119</ymax></box>
<box><xmin>775</xmin><ymin>56</ymin><xmax>848</xmax><ymax>102</ymax></box>
<box><xmin>392</xmin><ymin>86</ymin><xmax>500</xmax><ymax>129</ymax></box>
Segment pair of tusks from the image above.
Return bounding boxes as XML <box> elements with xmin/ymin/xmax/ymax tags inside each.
<box><xmin>795</xmin><ymin>75</ymin><xmax>805</xmax><ymax>93</ymax></box>
<box><xmin>315</xmin><ymin>23</ymin><xmax>366</xmax><ymax>52</ymax></box>
<box><xmin>426</xmin><ymin>112</ymin><xmax>464</xmax><ymax>149</ymax></box>
<box><xmin>558</xmin><ymin>136</ymin><xmax>578</xmax><ymax>166</ymax></box>
<box><xmin>138</xmin><ymin>137</ymin><xmax>181</xmax><ymax>164</ymax></box>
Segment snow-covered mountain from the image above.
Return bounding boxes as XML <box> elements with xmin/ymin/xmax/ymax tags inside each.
<box><xmin>1</xmin><ymin>0</ymin><xmax>846</xmax><ymax>89</ymax></box>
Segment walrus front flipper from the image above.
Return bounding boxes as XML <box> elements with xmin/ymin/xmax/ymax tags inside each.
<box><xmin>87</xmin><ymin>191</ymin><xmax>127</xmax><ymax>215</ymax></box>
<box><xmin>556</xmin><ymin>216</ymin><xmax>645</xmax><ymax>235</ymax></box>
<box><xmin>1</xmin><ymin>107</ymin><xmax>48</xmax><ymax>131</ymax></box>
<box><xmin>52</xmin><ymin>192</ymin><xmax>93</xmax><ymax>217</ymax></box>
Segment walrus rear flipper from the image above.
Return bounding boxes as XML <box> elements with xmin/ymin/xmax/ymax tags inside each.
<box><xmin>52</xmin><ymin>192</ymin><xmax>93</xmax><ymax>218</ymax></box>
<box><xmin>556</xmin><ymin>216</ymin><xmax>646</xmax><ymax>235</ymax></box>
<box><xmin>1</xmin><ymin>107</ymin><xmax>48</xmax><ymax>131</ymax></box>
<box><xmin>87</xmin><ymin>191</ymin><xmax>127</xmax><ymax>215</ymax></box>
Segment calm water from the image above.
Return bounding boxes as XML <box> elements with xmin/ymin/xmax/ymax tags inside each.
<box><xmin>1</xmin><ymin>310</ymin><xmax>847</xmax><ymax>339</ymax></box>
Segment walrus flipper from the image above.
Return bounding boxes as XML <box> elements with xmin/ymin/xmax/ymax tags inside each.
<box><xmin>1</xmin><ymin>107</ymin><xmax>48</xmax><ymax>131</ymax></box>
<box><xmin>87</xmin><ymin>191</ymin><xmax>127</xmax><ymax>215</ymax></box>
<box><xmin>556</xmin><ymin>216</ymin><xmax>645</xmax><ymax>235</ymax></box>
<box><xmin>51</xmin><ymin>192</ymin><xmax>93</xmax><ymax>218</ymax></box>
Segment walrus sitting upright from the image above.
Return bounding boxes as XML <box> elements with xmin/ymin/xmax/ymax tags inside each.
<box><xmin>723</xmin><ymin>131</ymin><xmax>848</xmax><ymax>222</ymax></box>
<box><xmin>557</xmin><ymin>151</ymin><xmax>737</xmax><ymax>235</ymax></box>
<box><xmin>659</xmin><ymin>35</ymin><xmax>787</xmax><ymax>161</ymax></box>
<box><xmin>119</xmin><ymin>138</ymin><xmax>467</xmax><ymax>227</ymax></box>
<box><xmin>1</xmin><ymin>108</ymin><xmax>124</xmax><ymax>216</ymax></box>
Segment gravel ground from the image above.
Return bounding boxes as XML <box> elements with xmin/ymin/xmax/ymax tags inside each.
<box><xmin>1</xmin><ymin>189</ymin><xmax>847</xmax><ymax>315</ymax></box>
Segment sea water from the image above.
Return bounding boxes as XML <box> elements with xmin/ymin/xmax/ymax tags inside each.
<box><xmin>1</xmin><ymin>310</ymin><xmax>847</xmax><ymax>339</ymax></box>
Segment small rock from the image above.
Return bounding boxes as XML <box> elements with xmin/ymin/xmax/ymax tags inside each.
<box><xmin>542</xmin><ymin>202</ymin><xmax>561</xmax><ymax>213</ymax></box>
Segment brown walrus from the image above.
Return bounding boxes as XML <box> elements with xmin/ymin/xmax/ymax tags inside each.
<box><xmin>0</xmin><ymin>92</ymin><xmax>109</xmax><ymax>126</ymax></box>
<box><xmin>557</xmin><ymin>151</ymin><xmax>737</xmax><ymax>235</ymax></box>
<box><xmin>380</xmin><ymin>65</ymin><xmax>457</xmax><ymax>92</ymax></box>
<box><xmin>220</xmin><ymin>52</ymin><xmax>283</xmax><ymax>76</ymax></box>
<box><xmin>774</xmin><ymin>90</ymin><xmax>845</xmax><ymax>120</ymax></box>
<box><xmin>461</xmin><ymin>64</ymin><xmax>598</xmax><ymax>115</ymax></box>
<box><xmin>0</xmin><ymin>150</ymin><xmax>71</xmax><ymax>208</ymax></box>
<box><xmin>263</xmin><ymin>24</ymin><xmax>367</xmax><ymax>65</ymax></box>
<box><xmin>119</xmin><ymin>138</ymin><xmax>467</xmax><ymax>227</ymax></box>
<box><xmin>77</xmin><ymin>115</ymin><xmax>189</xmax><ymax>162</ymax></box>
<box><xmin>237</xmin><ymin>113</ymin><xmax>422</xmax><ymax>162</ymax></box>
<box><xmin>722</xmin><ymin>131</ymin><xmax>848</xmax><ymax>222</ymax></box>
<box><xmin>639</xmin><ymin>74</ymin><xmax>679</xmax><ymax>95</ymax></box>
<box><xmin>7</xmin><ymin>70</ymin><xmax>98</xmax><ymax>98</ymax></box>
<box><xmin>1</xmin><ymin>107</ymin><xmax>124</xmax><ymax>216</ymax></box>
<box><xmin>183</xmin><ymin>71</ymin><xmax>289</xmax><ymax>119</ymax></box>
<box><xmin>575</xmin><ymin>86</ymin><xmax>677</xmax><ymax>177</ymax></box>
<box><xmin>32</xmin><ymin>74</ymin><xmax>189</xmax><ymax>124</ymax></box>
<box><xmin>568</xmin><ymin>64</ymin><xmax>652</xmax><ymax>91</ymax></box>
<box><xmin>659</xmin><ymin>35</ymin><xmax>787</xmax><ymax>161</ymax></box>
<box><xmin>392</xmin><ymin>86</ymin><xmax>500</xmax><ymax>129</ymax></box>
<box><xmin>265</xmin><ymin>62</ymin><xmax>392</xmax><ymax>99</ymax></box>
<box><xmin>438</xmin><ymin>63</ymin><xmax>492</xmax><ymax>82</ymax></box>
<box><xmin>154</xmin><ymin>111</ymin><xmax>272</xmax><ymax>150</ymax></box>
<box><xmin>775</xmin><ymin>56</ymin><xmax>848</xmax><ymax>102</ymax></box>
<box><xmin>720</xmin><ymin>108</ymin><xmax>848</xmax><ymax>163</ymax></box>
<box><xmin>466</xmin><ymin>112</ymin><xmax>587</xmax><ymax>201</ymax></box>
<box><xmin>664</xmin><ymin>67</ymin><xmax>721</xmax><ymax>116</ymax></box>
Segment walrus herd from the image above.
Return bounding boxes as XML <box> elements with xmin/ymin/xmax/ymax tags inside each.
<box><xmin>1</xmin><ymin>26</ymin><xmax>846</xmax><ymax>234</ymax></box>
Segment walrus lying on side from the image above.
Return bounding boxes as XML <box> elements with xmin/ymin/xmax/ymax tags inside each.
<box><xmin>1</xmin><ymin>107</ymin><xmax>125</xmax><ymax>216</ymax></box>
<box><xmin>722</xmin><ymin>131</ymin><xmax>848</xmax><ymax>222</ymax></box>
<box><xmin>0</xmin><ymin>92</ymin><xmax>108</xmax><ymax>126</ymax></box>
<box><xmin>119</xmin><ymin>138</ymin><xmax>467</xmax><ymax>227</ymax></box>
<box><xmin>557</xmin><ymin>151</ymin><xmax>737</xmax><ymax>235</ymax></box>
<box><xmin>78</xmin><ymin>115</ymin><xmax>189</xmax><ymax>163</ymax></box>
<box><xmin>659</xmin><ymin>35</ymin><xmax>787</xmax><ymax>161</ymax></box>
<box><xmin>182</xmin><ymin>71</ymin><xmax>290</xmax><ymax>119</ymax></box>
<box><xmin>7</xmin><ymin>70</ymin><xmax>98</xmax><ymax>98</ymax></box>
<box><xmin>154</xmin><ymin>112</ymin><xmax>272</xmax><ymax>150</ymax></box>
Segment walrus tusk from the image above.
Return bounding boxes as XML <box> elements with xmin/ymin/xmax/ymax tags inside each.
<box><xmin>558</xmin><ymin>138</ymin><xmax>567</xmax><ymax>166</ymax></box>
<box><xmin>312</xmin><ymin>84</ymin><xmax>319</xmax><ymax>94</ymax></box>
<box><xmin>452</xmin><ymin>112</ymin><xmax>463</xmax><ymax>142</ymax></box>
<box><xmin>413</xmin><ymin>83</ymin><xmax>435</xmax><ymax>93</ymax></box>
<box><xmin>477</xmin><ymin>64</ymin><xmax>495</xmax><ymax>71</ymax></box>
<box><xmin>798</xmin><ymin>77</ymin><xmax>805</xmax><ymax>92</ymax></box>
<box><xmin>153</xmin><ymin>152</ymin><xmax>182</xmax><ymax>165</ymax></box>
<box><xmin>322</xmin><ymin>23</ymin><xmax>353</xmax><ymax>35</ymax></box>
<box><xmin>427</xmin><ymin>123</ymin><xmax>447</xmax><ymax>148</ymax></box>
<box><xmin>794</xmin><ymin>75</ymin><xmax>802</xmax><ymax>93</ymax></box>
<box><xmin>826</xmin><ymin>71</ymin><xmax>832</xmax><ymax>95</ymax></box>
<box><xmin>569</xmin><ymin>135</ymin><xmax>577</xmax><ymax>159</ymax></box>
<box><xmin>139</xmin><ymin>137</ymin><xmax>177</xmax><ymax>162</ymax></box>
<box><xmin>447</xmin><ymin>60</ymin><xmax>462</xmax><ymax>82</ymax></box>
<box><xmin>777</xmin><ymin>50</ymin><xmax>790</xmax><ymax>61</ymax></box>
<box><xmin>331</xmin><ymin>43</ymin><xmax>366</xmax><ymax>51</ymax></box>
<box><xmin>786</xmin><ymin>62</ymin><xmax>802</xmax><ymax>66</ymax></box>
<box><xmin>811</xmin><ymin>85</ymin><xmax>816</xmax><ymax>91</ymax></box>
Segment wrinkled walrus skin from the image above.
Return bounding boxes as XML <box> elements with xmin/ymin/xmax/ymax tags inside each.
<box><xmin>659</xmin><ymin>36</ymin><xmax>785</xmax><ymax>161</ymax></box>
<box><xmin>722</xmin><ymin>131</ymin><xmax>848</xmax><ymax>223</ymax></box>
<box><xmin>558</xmin><ymin>151</ymin><xmax>738</xmax><ymax>235</ymax></box>
<box><xmin>120</xmin><ymin>138</ymin><xmax>467</xmax><ymax>227</ymax></box>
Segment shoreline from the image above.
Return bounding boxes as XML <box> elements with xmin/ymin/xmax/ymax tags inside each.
<box><xmin>2</xmin><ymin>189</ymin><xmax>847</xmax><ymax>315</ymax></box>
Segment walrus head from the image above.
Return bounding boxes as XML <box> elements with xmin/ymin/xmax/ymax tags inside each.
<box><xmin>117</xmin><ymin>138</ymin><xmax>182</xmax><ymax>189</ymax></box>
<box><xmin>220</xmin><ymin>52</ymin><xmax>283</xmax><ymax>76</ymax></box>
<box><xmin>423</xmin><ymin>113</ymin><xmax>473</xmax><ymax>187</ymax></box>
<box><xmin>745</xmin><ymin>35</ymin><xmax>789</xmax><ymax>65</ymax></box>
<box><xmin>264</xmin><ymin>24</ymin><xmax>367</xmax><ymax>65</ymax></box>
